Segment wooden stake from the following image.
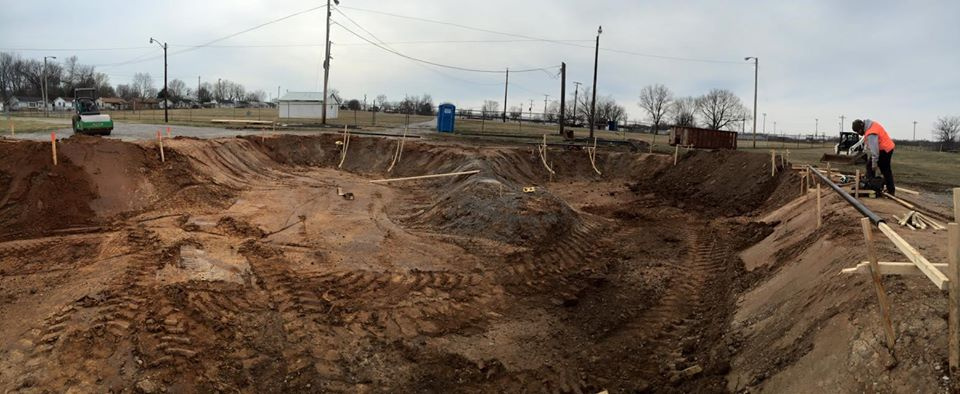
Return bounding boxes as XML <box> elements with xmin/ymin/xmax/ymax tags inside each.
<box><xmin>816</xmin><ymin>181</ymin><xmax>822</xmax><ymax>228</ymax></box>
<box><xmin>949</xmin><ymin>222</ymin><xmax>960</xmax><ymax>371</ymax></box>
<box><xmin>855</xmin><ymin>170</ymin><xmax>860</xmax><ymax>198</ymax></box>
<box><xmin>674</xmin><ymin>144</ymin><xmax>679</xmax><ymax>166</ymax></box>
<box><xmin>157</xmin><ymin>130</ymin><xmax>165</xmax><ymax>162</ymax></box>
<box><xmin>166</xmin><ymin>126</ymin><xmax>171</xmax><ymax>138</ymax></box>
<box><xmin>771</xmin><ymin>150</ymin><xmax>776</xmax><ymax>177</ymax></box>
<box><xmin>862</xmin><ymin>217</ymin><xmax>897</xmax><ymax>349</ymax></box>
<box><xmin>954</xmin><ymin>187</ymin><xmax>960</xmax><ymax>222</ymax></box>
<box><xmin>50</xmin><ymin>131</ymin><xmax>57</xmax><ymax>166</ymax></box>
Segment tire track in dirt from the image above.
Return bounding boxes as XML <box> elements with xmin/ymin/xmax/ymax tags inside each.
<box><xmin>611</xmin><ymin>226</ymin><xmax>732</xmax><ymax>385</ymax></box>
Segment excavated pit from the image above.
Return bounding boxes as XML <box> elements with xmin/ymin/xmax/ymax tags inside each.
<box><xmin>8</xmin><ymin>132</ymin><xmax>926</xmax><ymax>393</ymax></box>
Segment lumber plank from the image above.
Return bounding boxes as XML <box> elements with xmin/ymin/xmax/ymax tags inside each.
<box><xmin>370</xmin><ymin>170</ymin><xmax>480</xmax><ymax>184</ymax></box>
<box><xmin>878</xmin><ymin>222</ymin><xmax>949</xmax><ymax>290</ymax></box>
<box><xmin>896</xmin><ymin>186</ymin><xmax>920</xmax><ymax>195</ymax></box>
<box><xmin>948</xmin><ymin>223</ymin><xmax>960</xmax><ymax>371</ymax></box>
<box><xmin>862</xmin><ymin>218</ymin><xmax>897</xmax><ymax>349</ymax></box>
<box><xmin>841</xmin><ymin>261</ymin><xmax>947</xmax><ymax>276</ymax></box>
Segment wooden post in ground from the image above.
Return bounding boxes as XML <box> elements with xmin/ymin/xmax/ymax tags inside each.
<box><xmin>674</xmin><ymin>144</ymin><xmax>679</xmax><ymax>166</ymax></box>
<box><xmin>949</xmin><ymin>222</ymin><xmax>960</xmax><ymax>372</ymax></box>
<box><xmin>826</xmin><ymin>162</ymin><xmax>832</xmax><ymax>181</ymax></box>
<box><xmin>50</xmin><ymin>132</ymin><xmax>57</xmax><ymax>166</ymax></box>
<box><xmin>800</xmin><ymin>168</ymin><xmax>806</xmax><ymax>196</ymax></box>
<box><xmin>166</xmin><ymin>126</ymin><xmax>171</xmax><ymax>138</ymax></box>
<box><xmin>817</xmin><ymin>181</ymin><xmax>822</xmax><ymax>228</ymax></box>
<box><xmin>771</xmin><ymin>150</ymin><xmax>776</xmax><ymax>177</ymax></box>
<box><xmin>157</xmin><ymin>129</ymin><xmax>165</xmax><ymax>163</ymax></box>
<box><xmin>855</xmin><ymin>170</ymin><xmax>861</xmax><ymax>198</ymax></box>
<box><xmin>861</xmin><ymin>217</ymin><xmax>897</xmax><ymax>349</ymax></box>
<box><xmin>954</xmin><ymin>187</ymin><xmax>960</xmax><ymax>222</ymax></box>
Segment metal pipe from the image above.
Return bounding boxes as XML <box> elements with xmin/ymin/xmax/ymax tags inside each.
<box><xmin>808</xmin><ymin>165</ymin><xmax>884</xmax><ymax>225</ymax></box>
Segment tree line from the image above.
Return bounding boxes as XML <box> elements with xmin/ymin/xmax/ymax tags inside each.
<box><xmin>343</xmin><ymin>94</ymin><xmax>436</xmax><ymax>116</ymax></box>
<box><xmin>0</xmin><ymin>52</ymin><xmax>265</xmax><ymax>105</ymax></box>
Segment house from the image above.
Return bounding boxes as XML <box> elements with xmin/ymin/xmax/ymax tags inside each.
<box><xmin>133</xmin><ymin>98</ymin><xmax>159</xmax><ymax>110</ymax></box>
<box><xmin>278</xmin><ymin>92</ymin><xmax>339</xmax><ymax>119</ymax></box>
<box><xmin>53</xmin><ymin>97</ymin><xmax>75</xmax><ymax>111</ymax></box>
<box><xmin>157</xmin><ymin>99</ymin><xmax>175</xmax><ymax>109</ymax></box>
<box><xmin>7</xmin><ymin>96</ymin><xmax>45</xmax><ymax>111</ymax></box>
<box><xmin>97</xmin><ymin>97</ymin><xmax>129</xmax><ymax>110</ymax></box>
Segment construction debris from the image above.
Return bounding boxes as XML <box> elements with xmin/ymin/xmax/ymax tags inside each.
<box><xmin>894</xmin><ymin>210</ymin><xmax>946</xmax><ymax>231</ymax></box>
<box><xmin>336</xmin><ymin>186</ymin><xmax>355</xmax><ymax>200</ymax></box>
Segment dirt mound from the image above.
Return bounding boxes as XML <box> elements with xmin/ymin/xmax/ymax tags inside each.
<box><xmin>636</xmin><ymin>149</ymin><xmax>797</xmax><ymax>216</ymax></box>
<box><xmin>0</xmin><ymin>140</ymin><xmax>97</xmax><ymax>240</ymax></box>
<box><xmin>401</xmin><ymin>175</ymin><xmax>583</xmax><ymax>247</ymax></box>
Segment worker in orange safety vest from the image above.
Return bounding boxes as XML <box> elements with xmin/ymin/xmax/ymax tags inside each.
<box><xmin>852</xmin><ymin>119</ymin><xmax>896</xmax><ymax>195</ymax></box>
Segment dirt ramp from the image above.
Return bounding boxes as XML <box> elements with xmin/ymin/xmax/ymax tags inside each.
<box><xmin>638</xmin><ymin>149</ymin><xmax>797</xmax><ymax>216</ymax></box>
<box><xmin>0</xmin><ymin>140</ymin><xmax>97</xmax><ymax>239</ymax></box>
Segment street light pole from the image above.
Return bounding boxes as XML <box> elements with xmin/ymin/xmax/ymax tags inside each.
<box><xmin>43</xmin><ymin>56</ymin><xmax>56</xmax><ymax>117</ymax></box>
<box><xmin>322</xmin><ymin>0</ymin><xmax>341</xmax><ymax>125</ymax></box>
<box><xmin>745</xmin><ymin>57</ymin><xmax>758</xmax><ymax>148</ymax></box>
<box><xmin>149</xmin><ymin>38</ymin><xmax>168</xmax><ymax>123</ymax></box>
<box><xmin>590</xmin><ymin>26</ymin><xmax>602</xmax><ymax>140</ymax></box>
<box><xmin>762</xmin><ymin>112</ymin><xmax>767</xmax><ymax>135</ymax></box>
<box><xmin>913</xmin><ymin>120</ymin><xmax>917</xmax><ymax>141</ymax></box>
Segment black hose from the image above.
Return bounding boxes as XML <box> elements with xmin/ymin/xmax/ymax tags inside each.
<box><xmin>808</xmin><ymin>166</ymin><xmax>884</xmax><ymax>225</ymax></box>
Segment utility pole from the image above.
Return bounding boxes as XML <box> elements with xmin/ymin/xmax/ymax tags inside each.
<box><xmin>322</xmin><ymin>0</ymin><xmax>340</xmax><ymax>125</ymax></box>
<box><xmin>913</xmin><ymin>120</ymin><xmax>917</xmax><ymax>141</ymax></box>
<box><xmin>559</xmin><ymin>62</ymin><xmax>566</xmax><ymax>137</ymax></box>
<box><xmin>197</xmin><ymin>76</ymin><xmax>201</xmax><ymax>102</ymax></box>
<box><xmin>502</xmin><ymin>68</ymin><xmax>509</xmax><ymax>122</ymax></box>
<box><xmin>840</xmin><ymin>115</ymin><xmax>846</xmax><ymax>133</ymax></box>
<box><xmin>572</xmin><ymin>81</ymin><xmax>581</xmax><ymax>128</ymax></box>
<box><xmin>149</xmin><ymin>38</ymin><xmax>168</xmax><ymax>123</ymax></box>
<box><xmin>363</xmin><ymin>94</ymin><xmax>367</xmax><ymax>111</ymax></box>
<box><xmin>542</xmin><ymin>94</ymin><xmax>550</xmax><ymax>120</ymax></box>
<box><xmin>42</xmin><ymin>56</ymin><xmax>56</xmax><ymax>117</ymax></box>
<box><xmin>815</xmin><ymin>118</ymin><xmax>819</xmax><ymax>140</ymax></box>
<box><xmin>277</xmin><ymin>86</ymin><xmax>280</xmax><ymax>102</ymax></box>
<box><xmin>762</xmin><ymin>112</ymin><xmax>767</xmax><ymax>135</ymax></box>
<box><xmin>745</xmin><ymin>57</ymin><xmax>758</xmax><ymax>148</ymax></box>
<box><xmin>590</xmin><ymin>26</ymin><xmax>602</xmax><ymax>139</ymax></box>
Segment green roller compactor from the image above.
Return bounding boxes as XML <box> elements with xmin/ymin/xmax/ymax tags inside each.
<box><xmin>71</xmin><ymin>88</ymin><xmax>113</xmax><ymax>135</ymax></box>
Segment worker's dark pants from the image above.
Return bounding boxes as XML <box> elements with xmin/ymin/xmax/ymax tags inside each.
<box><xmin>867</xmin><ymin>149</ymin><xmax>895</xmax><ymax>195</ymax></box>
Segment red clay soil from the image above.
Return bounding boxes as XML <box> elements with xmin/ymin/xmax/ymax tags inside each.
<box><xmin>0</xmin><ymin>134</ymin><xmax>949</xmax><ymax>393</ymax></box>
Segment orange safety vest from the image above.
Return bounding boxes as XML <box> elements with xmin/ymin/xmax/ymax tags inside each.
<box><xmin>864</xmin><ymin>121</ymin><xmax>895</xmax><ymax>152</ymax></box>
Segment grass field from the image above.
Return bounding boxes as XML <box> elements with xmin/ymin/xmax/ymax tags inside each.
<box><xmin>2</xmin><ymin>117</ymin><xmax>66</xmax><ymax>134</ymax></box>
<box><xmin>9</xmin><ymin>108</ymin><xmax>434</xmax><ymax>131</ymax></box>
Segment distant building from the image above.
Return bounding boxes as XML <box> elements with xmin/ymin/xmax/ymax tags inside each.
<box><xmin>278</xmin><ymin>92</ymin><xmax>339</xmax><ymax>119</ymax></box>
<box><xmin>53</xmin><ymin>97</ymin><xmax>75</xmax><ymax>111</ymax></box>
<box><xmin>7</xmin><ymin>96</ymin><xmax>45</xmax><ymax>111</ymax></box>
<box><xmin>97</xmin><ymin>97</ymin><xmax>129</xmax><ymax>110</ymax></box>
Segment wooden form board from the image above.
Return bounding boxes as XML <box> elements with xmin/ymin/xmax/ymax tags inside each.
<box><xmin>878</xmin><ymin>222</ymin><xmax>949</xmax><ymax>290</ymax></box>
<box><xmin>842</xmin><ymin>261</ymin><xmax>947</xmax><ymax>276</ymax></box>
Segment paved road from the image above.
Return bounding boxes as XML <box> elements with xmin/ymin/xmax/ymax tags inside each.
<box><xmin>6</xmin><ymin>118</ymin><xmax>437</xmax><ymax>142</ymax></box>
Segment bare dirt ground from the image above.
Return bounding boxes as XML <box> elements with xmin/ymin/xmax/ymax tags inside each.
<box><xmin>0</xmin><ymin>133</ymin><xmax>954</xmax><ymax>392</ymax></box>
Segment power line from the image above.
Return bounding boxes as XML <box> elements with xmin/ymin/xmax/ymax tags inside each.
<box><xmin>339</xmin><ymin>5</ymin><xmax>745</xmax><ymax>65</ymax></box>
<box><xmin>332</xmin><ymin>21</ymin><xmax>557</xmax><ymax>74</ymax></box>
<box><xmin>0</xmin><ymin>46</ymin><xmax>153</xmax><ymax>52</ymax></box>
<box><xmin>95</xmin><ymin>4</ymin><xmax>326</xmax><ymax>67</ymax></box>
<box><xmin>333</xmin><ymin>9</ymin><xmax>501</xmax><ymax>87</ymax></box>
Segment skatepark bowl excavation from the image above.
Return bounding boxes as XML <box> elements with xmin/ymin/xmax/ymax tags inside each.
<box><xmin>0</xmin><ymin>133</ymin><xmax>956</xmax><ymax>392</ymax></box>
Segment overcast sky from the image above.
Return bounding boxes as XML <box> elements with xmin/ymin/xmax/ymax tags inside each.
<box><xmin>3</xmin><ymin>0</ymin><xmax>959</xmax><ymax>139</ymax></box>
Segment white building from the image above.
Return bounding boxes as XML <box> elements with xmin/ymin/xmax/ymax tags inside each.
<box><xmin>52</xmin><ymin>97</ymin><xmax>75</xmax><ymax>111</ymax></box>
<box><xmin>278</xmin><ymin>92</ymin><xmax>339</xmax><ymax>119</ymax></box>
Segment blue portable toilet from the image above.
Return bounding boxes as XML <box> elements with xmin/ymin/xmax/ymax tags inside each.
<box><xmin>608</xmin><ymin>120</ymin><xmax>618</xmax><ymax>131</ymax></box>
<box><xmin>437</xmin><ymin>103</ymin><xmax>456</xmax><ymax>132</ymax></box>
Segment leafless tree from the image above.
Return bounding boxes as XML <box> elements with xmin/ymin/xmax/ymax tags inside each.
<box><xmin>131</xmin><ymin>73</ymin><xmax>154</xmax><ymax>99</ymax></box>
<box><xmin>933</xmin><ymin>116</ymin><xmax>960</xmax><ymax>150</ymax></box>
<box><xmin>670</xmin><ymin>96</ymin><xmax>698</xmax><ymax>127</ymax></box>
<box><xmin>167</xmin><ymin>79</ymin><xmax>188</xmax><ymax>101</ymax></box>
<box><xmin>374</xmin><ymin>94</ymin><xmax>387</xmax><ymax>110</ymax></box>
<box><xmin>482</xmin><ymin>100</ymin><xmax>499</xmax><ymax>115</ymax></box>
<box><xmin>695</xmin><ymin>89</ymin><xmax>746</xmax><ymax>130</ymax></box>
<box><xmin>638</xmin><ymin>84</ymin><xmax>673</xmax><ymax>136</ymax></box>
